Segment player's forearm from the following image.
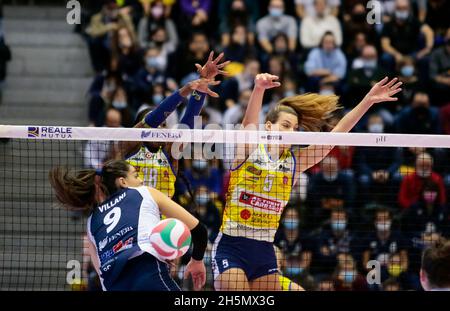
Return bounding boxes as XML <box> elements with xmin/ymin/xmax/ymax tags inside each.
<box><xmin>179</xmin><ymin>91</ymin><xmax>206</xmax><ymax>129</ymax></box>
<box><xmin>242</xmin><ymin>85</ymin><xmax>264</xmax><ymax>128</ymax></box>
<box><xmin>332</xmin><ymin>97</ymin><xmax>372</xmax><ymax>133</ymax></box>
<box><xmin>144</xmin><ymin>91</ymin><xmax>184</xmax><ymax>128</ymax></box>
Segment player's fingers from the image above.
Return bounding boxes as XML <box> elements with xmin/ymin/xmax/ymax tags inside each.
<box><xmin>390</xmin><ymin>81</ymin><xmax>403</xmax><ymax>90</ymax></box>
<box><xmin>272</xmin><ymin>82</ymin><xmax>281</xmax><ymax>87</ymax></box>
<box><xmin>207</xmin><ymin>89</ymin><xmax>220</xmax><ymax>97</ymax></box>
<box><xmin>384</xmin><ymin>77</ymin><xmax>398</xmax><ymax>89</ymax></box>
<box><xmin>389</xmin><ymin>88</ymin><xmax>402</xmax><ymax>96</ymax></box>
<box><xmin>195</xmin><ymin>64</ymin><xmax>203</xmax><ymax>72</ymax></box>
<box><xmin>218</xmin><ymin>70</ymin><xmax>230</xmax><ymax>76</ymax></box>
<box><xmin>377</xmin><ymin>76</ymin><xmax>389</xmax><ymax>86</ymax></box>
<box><xmin>213</xmin><ymin>52</ymin><xmax>224</xmax><ymax>64</ymax></box>
<box><xmin>217</xmin><ymin>61</ymin><xmax>231</xmax><ymax>69</ymax></box>
<box><xmin>207</xmin><ymin>51</ymin><xmax>214</xmax><ymax>63</ymax></box>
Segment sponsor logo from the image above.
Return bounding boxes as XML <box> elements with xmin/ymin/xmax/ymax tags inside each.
<box><xmin>141</xmin><ymin>130</ymin><xmax>182</xmax><ymax>140</ymax></box>
<box><xmin>246</xmin><ymin>166</ymin><xmax>262</xmax><ymax>176</ymax></box>
<box><xmin>27</xmin><ymin>126</ymin><xmax>73</xmax><ymax>139</ymax></box>
<box><xmin>278</xmin><ymin>165</ymin><xmax>291</xmax><ymax>173</ymax></box>
<box><xmin>263</xmin><ymin>134</ymin><xmax>282</xmax><ymax>141</ymax></box>
<box><xmin>98</xmin><ymin>238</ymin><xmax>108</xmax><ymax>252</ymax></box>
<box><xmin>239</xmin><ymin>192</ymin><xmax>283</xmax><ymax>212</ymax></box>
<box><xmin>240</xmin><ymin>209</ymin><xmax>251</xmax><ymax>220</ymax></box>
<box><xmin>27</xmin><ymin>127</ymin><xmax>39</xmax><ymax>138</ymax></box>
<box><xmin>244</xmin><ymin>176</ymin><xmax>259</xmax><ymax>183</ymax></box>
<box><xmin>283</xmin><ymin>176</ymin><xmax>289</xmax><ymax>185</ymax></box>
<box><xmin>145</xmin><ymin>152</ymin><xmax>155</xmax><ymax>159</ymax></box>
<box><xmin>112</xmin><ymin>237</ymin><xmax>134</xmax><ymax>254</ymax></box>
<box><xmin>108</xmin><ymin>226</ymin><xmax>134</xmax><ymax>243</ymax></box>
<box><xmin>163</xmin><ymin>171</ymin><xmax>170</xmax><ymax>180</ymax></box>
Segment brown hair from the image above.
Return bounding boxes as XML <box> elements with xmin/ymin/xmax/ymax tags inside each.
<box><xmin>421</xmin><ymin>239</ymin><xmax>450</xmax><ymax>289</ymax></box>
<box><xmin>49</xmin><ymin>160</ymin><xmax>131</xmax><ymax>215</ymax></box>
<box><xmin>266</xmin><ymin>93</ymin><xmax>342</xmax><ymax>131</ymax></box>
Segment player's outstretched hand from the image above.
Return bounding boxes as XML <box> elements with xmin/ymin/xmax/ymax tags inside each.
<box><xmin>254</xmin><ymin>73</ymin><xmax>281</xmax><ymax>90</ymax></box>
<box><xmin>364</xmin><ymin>77</ymin><xmax>402</xmax><ymax>105</ymax></box>
<box><xmin>184</xmin><ymin>258</ymin><xmax>206</xmax><ymax>291</ymax></box>
<box><xmin>196</xmin><ymin>51</ymin><xmax>230</xmax><ymax>80</ymax></box>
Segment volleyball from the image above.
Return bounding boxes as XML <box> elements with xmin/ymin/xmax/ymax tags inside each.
<box><xmin>150</xmin><ymin>218</ymin><xmax>192</xmax><ymax>261</ymax></box>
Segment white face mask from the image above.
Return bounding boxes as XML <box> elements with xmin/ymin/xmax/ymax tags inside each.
<box><xmin>416</xmin><ymin>169</ymin><xmax>431</xmax><ymax>178</ymax></box>
<box><xmin>323</xmin><ymin>172</ymin><xmax>338</xmax><ymax>182</ymax></box>
<box><xmin>368</xmin><ymin>123</ymin><xmax>384</xmax><ymax>133</ymax></box>
<box><xmin>376</xmin><ymin>221</ymin><xmax>391</xmax><ymax>232</ymax></box>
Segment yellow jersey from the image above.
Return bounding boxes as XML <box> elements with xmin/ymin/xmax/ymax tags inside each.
<box><xmin>221</xmin><ymin>144</ymin><xmax>295</xmax><ymax>242</ymax></box>
<box><xmin>126</xmin><ymin>146</ymin><xmax>176</xmax><ymax>198</ymax></box>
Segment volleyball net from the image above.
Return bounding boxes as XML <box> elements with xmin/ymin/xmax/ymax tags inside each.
<box><xmin>0</xmin><ymin>125</ymin><xmax>449</xmax><ymax>291</ymax></box>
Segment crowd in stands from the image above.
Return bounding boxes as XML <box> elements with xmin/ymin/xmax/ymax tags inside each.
<box><xmin>74</xmin><ymin>0</ymin><xmax>450</xmax><ymax>291</ymax></box>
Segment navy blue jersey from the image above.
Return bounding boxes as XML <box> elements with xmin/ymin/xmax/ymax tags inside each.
<box><xmin>87</xmin><ymin>186</ymin><xmax>162</xmax><ymax>290</ymax></box>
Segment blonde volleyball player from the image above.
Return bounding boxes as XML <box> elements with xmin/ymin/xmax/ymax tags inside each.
<box><xmin>49</xmin><ymin>160</ymin><xmax>208</xmax><ymax>291</ymax></box>
<box><xmin>110</xmin><ymin>52</ymin><xmax>228</xmax><ymax>198</ymax></box>
<box><xmin>212</xmin><ymin>74</ymin><xmax>402</xmax><ymax>290</ymax></box>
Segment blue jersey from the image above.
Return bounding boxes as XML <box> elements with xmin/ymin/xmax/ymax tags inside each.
<box><xmin>87</xmin><ymin>186</ymin><xmax>162</xmax><ymax>290</ymax></box>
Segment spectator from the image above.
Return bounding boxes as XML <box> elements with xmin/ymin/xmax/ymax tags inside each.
<box><xmin>223</xmin><ymin>25</ymin><xmax>256</xmax><ymax>63</ymax></box>
<box><xmin>112</xmin><ymin>26</ymin><xmax>143</xmax><ymax>77</ymax></box>
<box><xmin>361</xmin><ymin>208</ymin><xmax>409</xmax><ymax>275</ymax></box>
<box><xmin>168</xmin><ymin>31</ymin><xmax>210</xmax><ymax>84</ymax></box>
<box><xmin>420</xmin><ymin>238</ymin><xmax>450</xmax><ymax>291</ymax></box>
<box><xmin>423</xmin><ymin>0</ymin><xmax>450</xmax><ymax>40</ymax></box>
<box><xmin>396</xmin><ymin>56</ymin><xmax>420</xmax><ymax>107</ymax></box>
<box><xmin>295</xmin><ymin>0</ymin><xmax>340</xmax><ymax>19</ymax></box>
<box><xmin>429</xmin><ymin>27</ymin><xmax>450</xmax><ymax>106</ymax></box>
<box><xmin>347</xmin><ymin>45</ymin><xmax>389</xmax><ymax>108</ymax></box>
<box><xmin>141</xmin><ymin>0</ymin><xmax>176</xmax><ymax>17</ymax></box>
<box><xmin>342</xmin><ymin>3</ymin><xmax>378</xmax><ymax>54</ymax></box>
<box><xmin>312</xmin><ymin>208</ymin><xmax>356</xmax><ymax>276</ymax></box>
<box><xmin>402</xmin><ymin>179</ymin><xmax>449</xmax><ymax>238</ymax></box>
<box><xmin>355</xmin><ymin>114</ymin><xmax>402</xmax><ymax>205</ymax></box>
<box><xmin>304</xmin><ymin>32</ymin><xmax>347</xmax><ymax>93</ymax></box>
<box><xmin>132</xmin><ymin>45</ymin><xmax>169</xmax><ymax>105</ymax></box>
<box><xmin>299</xmin><ymin>0</ymin><xmax>342</xmax><ymax>49</ymax></box>
<box><xmin>191</xmin><ymin>185</ymin><xmax>222</xmax><ymax>241</ymax></box>
<box><xmin>440</xmin><ymin>103</ymin><xmax>450</xmax><ymax>135</ymax></box>
<box><xmin>0</xmin><ymin>35</ymin><xmax>11</xmax><ymax>106</ymax></box>
<box><xmin>332</xmin><ymin>253</ymin><xmax>369</xmax><ymax>291</ymax></box>
<box><xmin>398</xmin><ymin>152</ymin><xmax>447</xmax><ymax>210</ymax></box>
<box><xmin>382</xmin><ymin>278</ymin><xmax>402</xmax><ymax>291</ymax></box>
<box><xmin>394</xmin><ymin>91</ymin><xmax>441</xmax><ymax>134</ymax></box>
<box><xmin>307</xmin><ymin>155</ymin><xmax>355</xmax><ymax>225</ymax></box>
<box><xmin>380</xmin><ymin>0</ymin><xmax>434</xmax><ymax>73</ymax></box>
<box><xmin>84</xmin><ymin>107</ymin><xmax>122</xmax><ymax>169</ymax></box>
<box><xmin>85</xmin><ymin>0</ymin><xmax>136</xmax><ymax>72</ymax></box>
<box><xmin>222</xmin><ymin>89</ymin><xmax>254</xmax><ymax>125</ymax></box>
<box><xmin>344</xmin><ymin>31</ymin><xmax>369</xmax><ymax>66</ymax></box>
<box><xmin>178</xmin><ymin>0</ymin><xmax>212</xmax><ymax>36</ymax></box>
<box><xmin>138</xmin><ymin>0</ymin><xmax>178</xmax><ymax>51</ymax></box>
<box><xmin>220</xmin><ymin>57</ymin><xmax>260</xmax><ymax>109</ymax></box>
<box><xmin>179</xmin><ymin>159</ymin><xmax>224</xmax><ymax>198</ymax></box>
<box><xmin>382</xmin><ymin>252</ymin><xmax>419</xmax><ymax>290</ymax></box>
<box><xmin>256</xmin><ymin>0</ymin><xmax>298</xmax><ymax>55</ymax></box>
<box><xmin>218</xmin><ymin>0</ymin><xmax>259</xmax><ymax>47</ymax></box>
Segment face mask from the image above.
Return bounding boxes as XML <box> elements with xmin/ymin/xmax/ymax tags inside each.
<box><xmin>284</xmin><ymin>90</ymin><xmax>295</xmax><ymax>98</ymax></box>
<box><xmin>319</xmin><ymin>89</ymin><xmax>335</xmax><ymax>96</ymax></box>
<box><xmin>353</xmin><ymin>13</ymin><xmax>366</xmax><ymax>22</ymax></box>
<box><xmin>395</xmin><ymin>10</ymin><xmax>409</xmax><ymax>20</ymax></box>
<box><xmin>423</xmin><ymin>191</ymin><xmax>437</xmax><ymax>203</ymax></box>
<box><xmin>283</xmin><ymin>219</ymin><xmax>299</xmax><ymax>230</ymax></box>
<box><xmin>388</xmin><ymin>264</ymin><xmax>403</xmax><ymax>277</ymax></box>
<box><xmin>416</xmin><ymin>169</ymin><xmax>431</xmax><ymax>178</ymax></box>
<box><xmin>112</xmin><ymin>100</ymin><xmax>127</xmax><ymax>109</ymax></box>
<box><xmin>368</xmin><ymin>123</ymin><xmax>384</xmax><ymax>133</ymax></box>
<box><xmin>285</xmin><ymin>267</ymin><xmax>304</xmax><ymax>276</ymax></box>
<box><xmin>400</xmin><ymin>65</ymin><xmax>414</xmax><ymax>77</ymax></box>
<box><xmin>341</xmin><ymin>271</ymin><xmax>356</xmax><ymax>283</ymax></box>
<box><xmin>363</xmin><ymin>60</ymin><xmax>377</xmax><ymax>69</ymax></box>
<box><xmin>192</xmin><ymin>160</ymin><xmax>208</xmax><ymax>170</ymax></box>
<box><xmin>104</xmin><ymin>82</ymin><xmax>116</xmax><ymax>92</ymax></box>
<box><xmin>151</xmin><ymin>6</ymin><xmax>164</xmax><ymax>18</ymax></box>
<box><xmin>196</xmin><ymin>195</ymin><xmax>209</xmax><ymax>206</ymax></box>
<box><xmin>323</xmin><ymin>172</ymin><xmax>338</xmax><ymax>182</ymax></box>
<box><xmin>152</xmin><ymin>94</ymin><xmax>164</xmax><ymax>105</ymax></box>
<box><xmin>376</xmin><ymin>221</ymin><xmax>391</xmax><ymax>232</ymax></box>
<box><xmin>331</xmin><ymin>221</ymin><xmax>346</xmax><ymax>232</ymax></box>
<box><xmin>269</xmin><ymin>8</ymin><xmax>283</xmax><ymax>17</ymax></box>
<box><xmin>146</xmin><ymin>57</ymin><xmax>160</xmax><ymax>69</ymax></box>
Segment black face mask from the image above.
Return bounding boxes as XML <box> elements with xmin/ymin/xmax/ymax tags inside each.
<box><xmin>231</xmin><ymin>9</ymin><xmax>248</xmax><ymax>20</ymax></box>
<box><xmin>412</xmin><ymin>106</ymin><xmax>430</xmax><ymax>118</ymax></box>
<box><xmin>352</xmin><ymin>13</ymin><xmax>366</xmax><ymax>22</ymax></box>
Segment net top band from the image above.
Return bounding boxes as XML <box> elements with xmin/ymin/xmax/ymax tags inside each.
<box><xmin>1</xmin><ymin>125</ymin><xmax>449</xmax><ymax>148</ymax></box>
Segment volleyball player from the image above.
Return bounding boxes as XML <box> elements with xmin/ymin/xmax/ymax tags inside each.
<box><xmin>212</xmin><ymin>74</ymin><xmax>402</xmax><ymax>290</ymax></box>
<box><xmin>49</xmin><ymin>160</ymin><xmax>208</xmax><ymax>291</ymax></box>
<box><xmin>110</xmin><ymin>51</ymin><xmax>228</xmax><ymax>198</ymax></box>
